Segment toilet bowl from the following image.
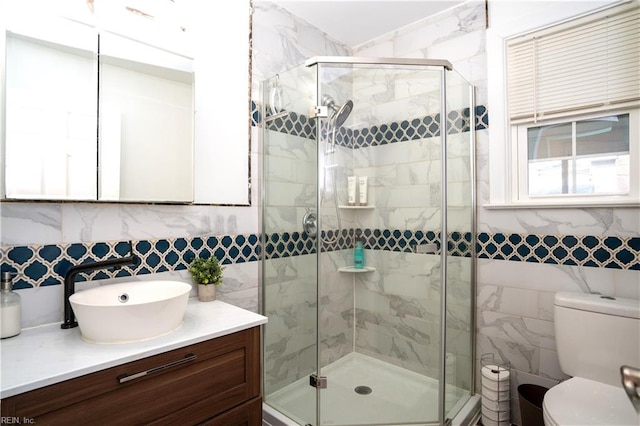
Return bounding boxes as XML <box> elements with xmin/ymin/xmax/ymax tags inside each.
<box><xmin>543</xmin><ymin>377</ymin><xmax>639</xmax><ymax>426</ymax></box>
<box><xmin>542</xmin><ymin>292</ymin><xmax>640</xmax><ymax>426</ymax></box>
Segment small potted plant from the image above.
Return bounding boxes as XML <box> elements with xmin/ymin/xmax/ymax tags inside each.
<box><xmin>188</xmin><ymin>255</ymin><xmax>225</xmax><ymax>302</ymax></box>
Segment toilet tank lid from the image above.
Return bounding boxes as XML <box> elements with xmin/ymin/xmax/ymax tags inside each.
<box><xmin>554</xmin><ymin>292</ymin><xmax>640</xmax><ymax>319</ymax></box>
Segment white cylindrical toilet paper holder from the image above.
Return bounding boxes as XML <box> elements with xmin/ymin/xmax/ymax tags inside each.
<box><xmin>480</xmin><ymin>353</ymin><xmax>511</xmax><ymax>426</ymax></box>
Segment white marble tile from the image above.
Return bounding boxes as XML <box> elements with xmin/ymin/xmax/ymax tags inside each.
<box><xmin>265</xmin><ymin>181</ymin><xmax>315</xmax><ymax>207</ymax></box>
<box><xmin>16</xmin><ymin>284</ymin><xmax>64</xmax><ymax>328</ymax></box>
<box><xmin>539</xmin><ymin>348</ymin><xmax>571</xmax><ymax>382</ymax></box>
<box><xmin>264</xmin><ymin>131</ymin><xmax>315</xmax><ymax>162</ymax></box>
<box><xmin>266</xmin><ymin>154</ymin><xmax>315</xmax><ymax>185</ymax></box>
<box><xmin>478</xmin><ymin>311</ymin><xmax>554</xmax><ymax>350</ymax></box>
<box><xmin>447</xmin><ymin>206</ymin><xmax>473</xmax><ymax>232</ymax></box>
<box><xmin>477</xmin><ymin>284</ymin><xmax>539</xmax><ymax>319</ymax></box>
<box><xmin>363</xmin><ymin>207</ymin><xmax>440</xmax><ymax>232</ymax></box>
<box><xmin>537</xmin><ymin>291</ymin><xmax>555</xmax><ymax>321</ymax></box>
<box><xmin>1</xmin><ymin>203</ymin><xmax>62</xmax><ymax>246</ymax></box>
<box><xmin>376</xmin><ymin>184</ymin><xmax>431</xmax><ymax>209</ymax></box>
<box><xmin>476</xmin><ymin>333</ymin><xmax>539</xmax><ymax>375</ymax></box>
<box><xmin>428</xmin><ymin>31</ymin><xmax>485</xmax><ymax>71</ymax></box>
<box><xmin>217</xmin><ymin>287</ymin><xmax>260</xmax><ymax>313</ymax></box>
<box><xmin>611</xmin><ymin>208</ymin><xmax>640</xmax><ymax>236</ymax></box>
<box><xmin>252</xmin><ymin>1</ymin><xmax>349</xmax><ymax>84</ymax></box>
<box><xmin>353</xmin><ymin>39</ymin><xmax>393</xmax><ymax>57</ymax></box>
<box><xmin>61</xmin><ymin>204</ymin><xmax>259</xmax><ymax>243</ymax></box>
<box><xmin>480</xmin><ymin>207</ymin><xmax>620</xmax><ymax>236</ymax></box>
<box><xmin>477</xmin><ymin>259</ymin><xmax>616</xmax><ymax>295</ymax></box>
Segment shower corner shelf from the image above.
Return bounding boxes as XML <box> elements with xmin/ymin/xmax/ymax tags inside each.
<box><xmin>338</xmin><ymin>205</ymin><xmax>375</xmax><ymax>210</ymax></box>
<box><xmin>338</xmin><ymin>266</ymin><xmax>376</xmax><ymax>273</ymax></box>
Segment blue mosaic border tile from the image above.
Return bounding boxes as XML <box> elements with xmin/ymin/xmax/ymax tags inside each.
<box><xmin>356</xmin><ymin>229</ymin><xmax>473</xmax><ymax>258</ymax></box>
<box><xmin>263</xmin><ymin>229</ymin><xmax>356</xmax><ymax>259</ymax></box>
<box><xmin>262</xmin><ymin>228</ymin><xmax>472</xmax><ymax>259</ymax></box>
<box><xmin>2</xmin><ymin>230</ymin><xmax>636</xmax><ymax>289</ymax></box>
<box><xmin>477</xmin><ymin>233</ymin><xmax>639</xmax><ymax>270</ymax></box>
<box><xmin>0</xmin><ymin>234</ymin><xmax>261</xmax><ymax>290</ymax></box>
<box><xmin>254</xmin><ymin>101</ymin><xmax>489</xmax><ymax>148</ymax></box>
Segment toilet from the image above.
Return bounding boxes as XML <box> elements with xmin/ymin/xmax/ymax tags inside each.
<box><xmin>543</xmin><ymin>292</ymin><xmax>640</xmax><ymax>426</ymax></box>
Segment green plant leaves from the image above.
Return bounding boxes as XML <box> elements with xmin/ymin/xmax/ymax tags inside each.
<box><xmin>188</xmin><ymin>256</ymin><xmax>225</xmax><ymax>285</ymax></box>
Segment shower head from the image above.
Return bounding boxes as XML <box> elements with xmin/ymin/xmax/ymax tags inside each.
<box><xmin>322</xmin><ymin>94</ymin><xmax>354</xmax><ymax>128</ymax></box>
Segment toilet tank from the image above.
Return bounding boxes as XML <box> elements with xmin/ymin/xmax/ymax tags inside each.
<box><xmin>554</xmin><ymin>292</ymin><xmax>640</xmax><ymax>387</ymax></box>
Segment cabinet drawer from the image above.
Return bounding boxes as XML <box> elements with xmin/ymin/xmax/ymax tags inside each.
<box><xmin>1</xmin><ymin>327</ymin><xmax>260</xmax><ymax>425</ymax></box>
<box><xmin>198</xmin><ymin>396</ymin><xmax>262</xmax><ymax>426</ymax></box>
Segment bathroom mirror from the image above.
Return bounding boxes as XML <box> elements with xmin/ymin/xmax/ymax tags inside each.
<box><xmin>98</xmin><ymin>32</ymin><xmax>194</xmax><ymax>202</ymax></box>
<box><xmin>1</xmin><ymin>0</ymin><xmax>251</xmax><ymax>205</ymax></box>
<box><xmin>3</xmin><ymin>19</ymin><xmax>99</xmax><ymax>200</ymax></box>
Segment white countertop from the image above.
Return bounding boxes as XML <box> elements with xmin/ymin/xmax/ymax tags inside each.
<box><xmin>0</xmin><ymin>299</ymin><xmax>267</xmax><ymax>399</ymax></box>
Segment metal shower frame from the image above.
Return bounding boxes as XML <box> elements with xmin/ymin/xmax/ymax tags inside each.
<box><xmin>262</xmin><ymin>56</ymin><xmax>477</xmax><ymax>426</ymax></box>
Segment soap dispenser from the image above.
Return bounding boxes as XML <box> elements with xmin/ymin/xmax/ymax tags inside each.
<box><xmin>1</xmin><ymin>272</ymin><xmax>21</xmax><ymax>338</ymax></box>
<box><xmin>354</xmin><ymin>239</ymin><xmax>365</xmax><ymax>269</ymax></box>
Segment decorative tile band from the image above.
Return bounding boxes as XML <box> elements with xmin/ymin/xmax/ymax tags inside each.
<box><xmin>252</xmin><ymin>100</ymin><xmax>489</xmax><ymax>147</ymax></box>
<box><xmin>1</xmin><ymin>230</ymin><xmax>636</xmax><ymax>289</ymax></box>
<box><xmin>477</xmin><ymin>232</ymin><xmax>639</xmax><ymax>270</ymax></box>
<box><xmin>0</xmin><ymin>235</ymin><xmax>261</xmax><ymax>290</ymax></box>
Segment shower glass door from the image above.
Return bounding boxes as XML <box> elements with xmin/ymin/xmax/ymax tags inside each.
<box><xmin>314</xmin><ymin>61</ymin><xmax>445</xmax><ymax>426</ymax></box>
<box><xmin>443</xmin><ymin>69</ymin><xmax>475</xmax><ymax>421</ymax></box>
<box><xmin>262</xmin><ymin>63</ymin><xmax>319</xmax><ymax>426</ymax></box>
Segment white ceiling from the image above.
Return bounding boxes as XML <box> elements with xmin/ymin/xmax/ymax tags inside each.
<box><xmin>269</xmin><ymin>1</ymin><xmax>466</xmax><ymax>47</ymax></box>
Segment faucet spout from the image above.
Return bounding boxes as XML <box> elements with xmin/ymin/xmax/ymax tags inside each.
<box><xmin>61</xmin><ymin>248</ymin><xmax>139</xmax><ymax>329</ymax></box>
<box><xmin>621</xmin><ymin>365</ymin><xmax>640</xmax><ymax>414</ymax></box>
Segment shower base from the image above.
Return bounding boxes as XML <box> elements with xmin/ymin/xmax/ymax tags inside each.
<box><xmin>264</xmin><ymin>352</ymin><xmax>468</xmax><ymax>425</ymax></box>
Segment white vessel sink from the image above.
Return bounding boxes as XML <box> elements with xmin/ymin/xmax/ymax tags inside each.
<box><xmin>69</xmin><ymin>281</ymin><xmax>192</xmax><ymax>344</ymax></box>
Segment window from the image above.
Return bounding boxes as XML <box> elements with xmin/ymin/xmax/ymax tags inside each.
<box><xmin>504</xmin><ymin>2</ymin><xmax>640</xmax><ymax>205</ymax></box>
<box><xmin>513</xmin><ymin>111</ymin><xmax>637</xmax><ymax>201</ymax></box>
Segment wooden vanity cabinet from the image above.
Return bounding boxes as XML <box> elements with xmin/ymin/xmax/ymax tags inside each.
<box><xmin>1</xmin><ymin>327</ymin><xmax>261</xmax><ymax>425</ymax></box>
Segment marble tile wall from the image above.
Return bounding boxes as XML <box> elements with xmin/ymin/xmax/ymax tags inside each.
<box><xmin>0</xmin><ymin>204</ymin><xmax>262</xmax><ymax>327</ymax></box>
<box><xmin>351</xmin><ymin>1</ymin><xmax>639</xmax><ymax>425</ymax></box>
<box><xmin>263</xmin><ymin>253</ymin><xmax>317</xmax><ymax>396</ymax></box>
<box><xmin>256</xmin><ymin>2</ymin><xmax>355</xmax><ymax>398</ymax></box>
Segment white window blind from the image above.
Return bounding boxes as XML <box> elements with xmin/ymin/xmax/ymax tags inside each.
<box><xmin>507</xmin><ymin>3</ymin><xmax>640</xmax><ymax>124</ymax></box>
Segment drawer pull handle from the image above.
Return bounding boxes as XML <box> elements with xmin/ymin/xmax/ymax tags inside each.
<box><xmin>118</xmin><ymin>353</ymin><xmax>197</xmax><ymax>384</ymax></box>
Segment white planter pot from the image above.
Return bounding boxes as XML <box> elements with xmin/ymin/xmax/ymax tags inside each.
<box><xmin>197</xmin><ymin>284</ymin><xmax>216</xmax><ymax>302</ymax></box>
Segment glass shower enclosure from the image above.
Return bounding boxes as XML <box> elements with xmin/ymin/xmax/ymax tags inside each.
<box><xmin>261</xmin><ymin>57</ymin><xmax>475</xmax><ymax>426</ymax></box>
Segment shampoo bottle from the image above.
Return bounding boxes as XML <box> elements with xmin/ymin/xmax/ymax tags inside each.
<box><xmin>354</xmin><ymin>239</ymin><xmax>364</xmax><ymax>269</ymax></box>
<box><xmin>1</xmin><ymin>272</ymin><xmax>21</xmax><ymax>339</ymax></box>
<box><xmin>347</xmin><ymin>176</ymin><xmax>357</xmax><ymax>206</ymax></box>
<box><xmin>358</xmin><ymin>176</ymin><xmax>368</xmax><ymax>206</ymax></box>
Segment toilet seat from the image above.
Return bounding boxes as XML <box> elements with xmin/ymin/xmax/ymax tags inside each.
<box><xmin>543</xmin><ymin>377</ymin><xmax>640</xmax><ymax>426</ymax></box>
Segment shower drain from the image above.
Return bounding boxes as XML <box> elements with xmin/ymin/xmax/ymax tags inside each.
<box><xmin>354</xmin><ymin>385</ymin><xmax>372</xmax><ymax>395</ymax></box>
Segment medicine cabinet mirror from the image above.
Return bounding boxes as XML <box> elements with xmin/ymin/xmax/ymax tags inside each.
<box><xmin>1</xmin><ymin>0</ymin><xmax>251</xmax><ymax>205</ymax></box>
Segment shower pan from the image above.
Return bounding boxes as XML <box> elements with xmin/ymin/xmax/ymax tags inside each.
<box><xmin>261</xmin><ymin>57</ymin><xmax>477</xmax><ymax>426</ymax></box>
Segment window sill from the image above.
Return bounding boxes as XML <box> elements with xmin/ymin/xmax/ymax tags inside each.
<box><xmin>484</xmin><ymin>200</ymin><xmax>640</xmax><ymax>209</ymax></box>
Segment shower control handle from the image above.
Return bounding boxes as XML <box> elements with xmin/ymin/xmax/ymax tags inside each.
<box><xmin>302</xmin><ymin>211</ymin><xmax>317</xmax><ymax>237</ymax></box>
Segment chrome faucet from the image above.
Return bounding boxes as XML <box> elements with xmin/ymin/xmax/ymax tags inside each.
<box><xmin>621</xmin><ymin>365</ymin><xmax>640</xmax><ymax>414</ymax></box>
<box><xmin>61</xmin><ymin>242</ymin><xmax>139</xmax><ymax>329</ymax></box>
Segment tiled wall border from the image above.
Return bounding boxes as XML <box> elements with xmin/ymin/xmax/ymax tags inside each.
<box><xmin>251</xmin><ymin>101</ymin><xmax>489</xmax><ymax>146</ymax></box>
<box><xmin>0</xmin><ymin>235</ymin><xmax>261</xmax><ymax>290</ymax></box>
<box><xmin>2</xmin><ymin>231</ymin><xmax>637</xmax><ymax>289</ymax></box>
<box><xmin>477</xmin><ymin>232</ymin><xmax>639</xmax><ymax>270</ymax></box>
